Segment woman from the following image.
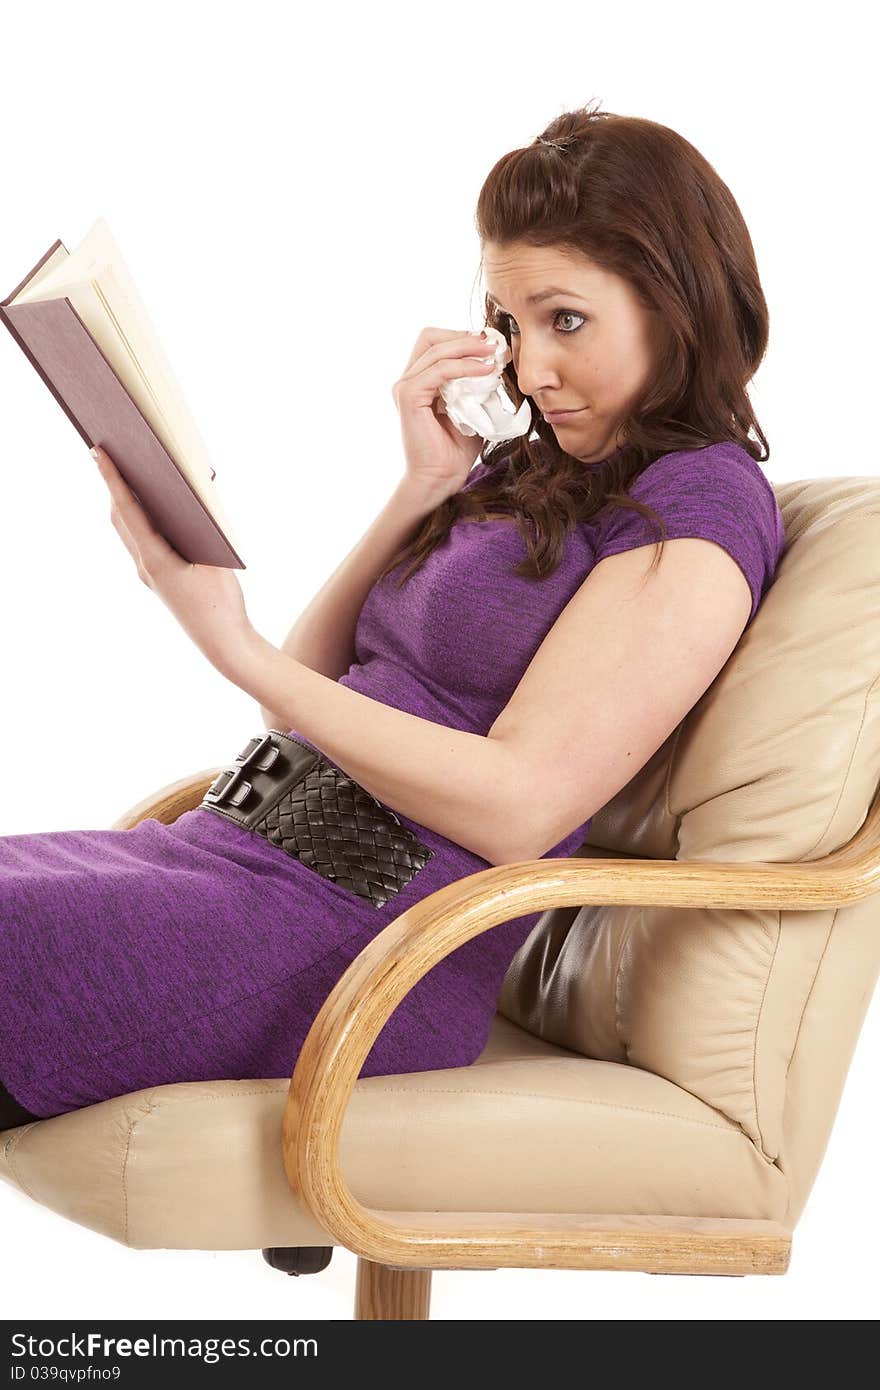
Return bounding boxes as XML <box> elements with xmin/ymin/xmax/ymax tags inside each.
<box><xmin>0</xmin><ymin>102</ymin><xmax>785</xmax><ymax>1127</ymax></box>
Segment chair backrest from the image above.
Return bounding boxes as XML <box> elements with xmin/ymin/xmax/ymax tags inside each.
<box><xmin>498</xmin><ymin>473</ymin><xmax>880</xmax><ymax>1226</ymax></box>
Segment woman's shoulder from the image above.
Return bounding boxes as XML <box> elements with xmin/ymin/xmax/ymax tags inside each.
<box><xmin>638</xmin><ymin>440</ymin><xmax>782</xmax><ymax>541</ymax></box>
<box><xmin>594</xmin><ymin>439</ymin><xmax>786</xmax><ymax>621</ymax></box>
<box><xmin>632</xmin><ymin>439</ymin><xmax>773</xmax><ymax>495</ymax></box>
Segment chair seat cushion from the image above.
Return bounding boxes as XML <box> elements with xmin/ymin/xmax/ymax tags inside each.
<box><xmin>0</xmin><ymin>1016</ymin><xmax>786</xmax><ymax>1250</ymax></box>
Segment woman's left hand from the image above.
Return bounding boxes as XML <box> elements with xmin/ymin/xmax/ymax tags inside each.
<box><xmin>93</xmin><ymin>444</ymin><xmax>254</xmax><ymax>674</ymax></box>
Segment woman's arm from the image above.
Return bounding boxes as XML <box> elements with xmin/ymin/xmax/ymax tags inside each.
<box><xmin>232</xmin><ymin>632</ymin><xmax>520</xmax><ymax>866</ymax></box>
<box><xmin>259</xmin><ymin>477</ymin><xmax>445</xmax><ymax>730</ymax></box>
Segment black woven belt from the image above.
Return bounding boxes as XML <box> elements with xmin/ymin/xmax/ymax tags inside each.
<box><xmin>198</xmin><ymin>730</ymin><xmax>434</xmax><ymax>909</ymax></box>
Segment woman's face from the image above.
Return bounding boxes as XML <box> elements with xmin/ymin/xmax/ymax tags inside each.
<box><xmin>481</xmin><ymin>240</ymin><xmax>659</xmax><ymax>463</ymax></box>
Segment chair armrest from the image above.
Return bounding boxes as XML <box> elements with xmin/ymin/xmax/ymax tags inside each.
<box><xmin>110</xmin><ymin>766</ymin><xmax>226</xmax><ymax>830</ymax></box>
<box><xmin>282</xmin><ymin>778</ymin><xmax>880</xmax><ymax>1271</ymax></box>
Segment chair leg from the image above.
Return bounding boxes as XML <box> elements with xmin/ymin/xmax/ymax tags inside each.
<box><xmin>261</xmin><ymin>1246</ymin><xmax>333</xmax><ymax>1276</ymax></box>
<box><xmin>355</xmin><ymin>1257</ymin><xmax>432</xmax><ymax>1320</ymax></box>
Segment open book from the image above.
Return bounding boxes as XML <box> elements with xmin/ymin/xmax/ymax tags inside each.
<box><xmin>0</xmin><ymin>216</ymin><xmax>245</xmax><ymax>568</ymax></box>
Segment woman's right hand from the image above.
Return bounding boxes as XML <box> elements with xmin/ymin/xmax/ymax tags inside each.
<box><xmin>391</xmin><ymin>327</ymin><xmax>499</xmax><ymax>502</ymax></box>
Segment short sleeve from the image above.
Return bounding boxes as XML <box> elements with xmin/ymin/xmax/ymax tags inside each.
<box><xmin>593</xmin><ymin>441</ymin><xmax>786</xmax><ymax>624</ymax></box>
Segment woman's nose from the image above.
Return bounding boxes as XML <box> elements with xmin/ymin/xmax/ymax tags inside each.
<box><xmin>512</xmin><ymin>345</ymin><xmax>562</xmax><ymax>398</ymax></box>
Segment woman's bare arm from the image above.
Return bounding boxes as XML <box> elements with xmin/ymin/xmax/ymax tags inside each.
<box><xmin>259</xmin><ymin>478</ymin><xmax>444</xmax><ymax>730</ymax></box>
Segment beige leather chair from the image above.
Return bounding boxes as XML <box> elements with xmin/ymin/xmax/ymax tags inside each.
<box><xmin>3</xmin><ymin>472</ymin><xmax>879</xmax><ymax>1321</ymax></box>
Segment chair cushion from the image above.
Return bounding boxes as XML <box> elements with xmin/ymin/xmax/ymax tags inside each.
<box><xmin>0</xmin><ymin>1015</ymin><xmax>785</xmax><ymax>1250</ymax></box>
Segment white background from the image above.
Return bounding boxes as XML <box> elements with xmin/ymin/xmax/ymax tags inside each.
<box><xmin>1</xmin><ymin>0</ymin><xmax>877</xmax><ymax>1324</ymax></box>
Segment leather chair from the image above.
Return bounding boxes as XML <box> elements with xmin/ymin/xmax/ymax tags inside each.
<box><xmin>3</xmin><ymin>471</ymin><xmax>879</xmax><ymax>1321</ymax></box>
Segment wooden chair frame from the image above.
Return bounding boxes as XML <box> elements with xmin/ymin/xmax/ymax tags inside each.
<box><xmin>112</xmin><ymin>765</ymin><xmax>880</xmax><ymax>1317</ymax></box>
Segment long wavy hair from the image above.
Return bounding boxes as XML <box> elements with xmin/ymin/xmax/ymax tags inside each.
<box><xmin>378</xmin><ymin>99</ymin><xmax>770</xmax><ymax>590</ymax></box>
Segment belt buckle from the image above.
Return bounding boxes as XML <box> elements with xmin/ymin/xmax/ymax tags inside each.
<box><xmin>203</xmin><ymin>732</ymin><xmax>282</xmax><ymax>808</ymax></box>
<box><xmin>203</xmin><ymin>766</ymin><xmax>253</xmax><ymax>808</ymax></box>
<box><xmin>234</xmin><ymin>732</ymin><xmax>282</xmax><ymax>773</ymax></box>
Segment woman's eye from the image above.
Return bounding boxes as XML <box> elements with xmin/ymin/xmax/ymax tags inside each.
<box><xmin>497</xmin><ymin>309</ymin><xmax>586</xmax><ymax>337</ymax></box>
<box><xmin>554</xmin><ymin>310</ymin><xmax>586</xmax><ymax>334</ymax></box>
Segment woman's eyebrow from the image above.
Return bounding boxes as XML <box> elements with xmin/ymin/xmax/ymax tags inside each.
<box><xmin>487</xmin><ymin>286</ymin><xmax>587</xmax><ymax>309</ymax></box>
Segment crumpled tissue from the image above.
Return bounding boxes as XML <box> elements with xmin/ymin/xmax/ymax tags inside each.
<box><xmin>436</xmin><ymin>325</ymin><xmax>532</xmax><ymax>442</ymax></box>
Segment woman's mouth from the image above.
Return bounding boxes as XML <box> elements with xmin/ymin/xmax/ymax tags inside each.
<box><xmin>543</xmin><ymin>407</ymin><xmax>586</xmax><ymax>422</ymax></box>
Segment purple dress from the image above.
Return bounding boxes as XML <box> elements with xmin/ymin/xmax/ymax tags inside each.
<box><xmin>0</xmin><ymin>441</ymin><xmax>786</xmax><ymax>1118</ymax></box>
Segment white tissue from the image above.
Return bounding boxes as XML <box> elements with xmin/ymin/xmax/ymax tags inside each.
<box><xmin>436</xmin><ymin>326</ymin><xmax>532</xmax><ymax>442</ymax></box>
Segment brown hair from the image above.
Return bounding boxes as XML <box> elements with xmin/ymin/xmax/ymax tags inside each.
<box><xmin>378</xmin><ymin>99</ymin><xmax>770</xmax><ymax>590</ymax></box>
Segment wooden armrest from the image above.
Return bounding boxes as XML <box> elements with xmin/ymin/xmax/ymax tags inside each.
<box><xmin>282</xmin><ymin>778</ymin><xmax>880</xmax><ymax>1270</ymax></box>
<box><xmin>110</xmin><ymin>767</ymin><xmax>226</xmax><ymax>830</ymax></box>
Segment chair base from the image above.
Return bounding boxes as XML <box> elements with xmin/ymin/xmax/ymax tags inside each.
<box><xmin>259</xmin><ymin>1217</ymin><xmax>789</xmax><ymax>1315</ymax></box>
<box><xmin>349</xmin><ymin>1215</ymin><xmax>791</xmax><ymax>1318</ymax></box>
<box><xmin>261</xmin><ymin>1246</ymin><xmax>333</xmax><ymax>1276</ymax></box>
